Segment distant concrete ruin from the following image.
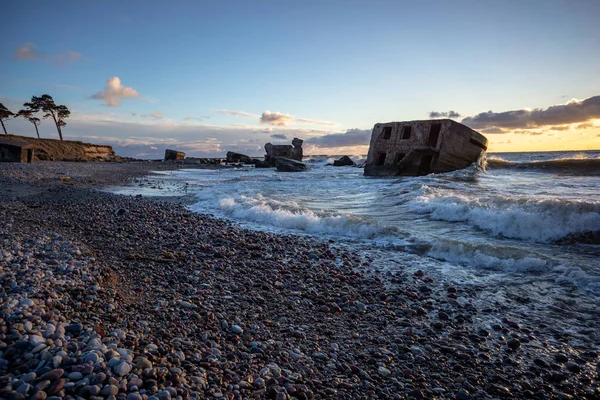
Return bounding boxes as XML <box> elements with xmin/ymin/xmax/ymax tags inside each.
<box><xmin>0</xmin><ymin>138</ymin><xmax>35</xmax><ymax>163</ymax></box>
<box><xmin>364</xmin><ymin>119</ymin><xmax>488</xmax><ymax>176</ymax></box>
<box><xmin>164</xmin><ymin>149</ymin><xmax>186</xmax><ymax>161</ymax></box>
<box><xmin>264</xmin><ymin>138</ymin><xmax>303</xmax><ymax>166</ymax></box>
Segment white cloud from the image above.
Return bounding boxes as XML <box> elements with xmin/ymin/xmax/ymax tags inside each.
<box><xmin>91</xmin><ymin>77</ymin><xmax>140</xmax><ymax>107</ymax></box>
<box><xmin>260</xmin><ymin>110</ymin><xmax>293</xmax><ymax>126</ymax></box>
<box><xmin>216</xmin><ymin>109</ymin><xmax>260</xmax><ymax>118</ymax></box>
<box><xmin>295</xmin><ymin>117</ymin><xmax>336</xmax><ymax>126</ymax></box>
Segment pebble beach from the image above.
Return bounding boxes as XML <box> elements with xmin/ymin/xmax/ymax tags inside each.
<box><xmin>1</xmin><ymin>162</ymin><xmax>598</xmax><ymax>400</ymax></box>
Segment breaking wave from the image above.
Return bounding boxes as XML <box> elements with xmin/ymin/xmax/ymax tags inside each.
<box><xmin>409</xmin><ymin>189</ymin><xmax>600</xmax><ymax>243</ymax></box>
<box><xmin>189</xmin><ymin>193</ymin><xmax>398</xmax><ymax>240</ymax></box>
<box><xmin>486</xmin><ymin>154</ymin><xmax>600</xmax><ymax>173</ymax></box>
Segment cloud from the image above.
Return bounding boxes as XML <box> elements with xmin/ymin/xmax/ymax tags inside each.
<box><xmin>513</xmin><ymin>129</ymin><xmax>544</xmax><ymax>135</ymax></box>
<box><xmin>15</xmin><ymin>43</ymin><xmax>37</xmax><ymax>61</ymax></box>
<box><xmin>575</xmin><ymin>122</ymin><xmax>595</xmax><ymax>129</ymax></box>
<box><xmin>549</xmin><ymin>125</ymin><xmax>570</xmax><ymax>131</ymax></box>
<box><xmin>429</xmin><ymin>110</ymin><xmax>461</xmax><ymax>119</ymax></box>
<box><xmin>184</xmin><ymin>116</ymin><xmax>203</xmax><ymax>122</ymax></box>
<box><xmin>461</xmin><ymin>95</ymin><xmax>600</xmax><ymax>129</ymax></box>
<box><xmin>295</xmin><ymin>118</ymin><xmax>337</xmax><ymax>126</ymax></box>
<box><xmin>91</xmin><ymin>77</ymin><xmax>140</xmax><ymax>107</ymax></box>
<box><xmin>151</xmin><ymin>111</ymin><xmax>163</xmax><ymax>119</ymax></box>
<box><xmin>260</xmin><ymin>110</ymin><xmax>293</xmax><ymax>126</ymax></box>
<box><xmin>216</xmin><ymin>109</ymin><xmax>260</xmax><ymax>118</ymax></box>
<box><xmin>270</xmin><ymin>134</ymin><xmax>288</xmax><ymax>140</ymax></box>
<box><xmin>14</xmin><ymin>43</ymin><xmax>82</xmax><ymax>66</ymax></box>
<box><xmin>481</xmin><ymin>127</ymin><xmax>505</xmax><ymax>134</ymax></box>
<box><xmin>305</xmin><ymin>128</ymin><xmax>371</xmax><ymax>148</ymax></box>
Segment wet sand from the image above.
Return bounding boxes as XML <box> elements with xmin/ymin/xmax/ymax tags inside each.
<box><xmin>1</xmin><ymin>162</ymin><xmax>598</xmax><ymax>399</ymax></box>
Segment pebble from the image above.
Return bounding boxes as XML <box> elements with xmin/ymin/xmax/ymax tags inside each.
<box><xmin>231</xmin><ymin>325</ymin><xmax>243</xmax><ymax>335</ymax></box>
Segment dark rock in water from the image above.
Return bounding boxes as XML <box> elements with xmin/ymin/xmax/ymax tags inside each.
<box><xmin>565</xmin><ymin>361</ymin><xmax>581</xmax><ymax>373</ymax></box>
<box><xmin>554</xmin><ymin>353</ymin><xmax>569</xmax><ymax>363</ymax></box>
<box><xmin>226</xmin><ymin>151</ymin><xmax>252</xmax><ymax>164</ymax></box>
<box><xmin>333</xmin><ymin>156</ymin><xmax>356</xmax><ymax>167</ymax></box>
<box><xmin>251</xmin><ymin>158</ymin><xmax>272</xmax><ymax>168</ymax></box>
<box><xmin>556</xmin><ymin>230</ymin><xmax>600</xmax><ymax>245</ymax></box>
<box><xmin>507</xmin><ymin>338</ymin><xmax>520</xmax><ymax>350</ymax></box>
<box><xmin>275</xmin><ymin>158</ymin><xmax>308</xmax><ymax>172</ymax></box>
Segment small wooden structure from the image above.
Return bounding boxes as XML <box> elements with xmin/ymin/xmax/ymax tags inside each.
<box><xmin>364</xmin><ymin>119</ymin><xmax>487</xmax><ymax>176</ymax></box>
<box><xmin>0</xmin><ymin>138</ymin><xmax>35</xmax><ymax>163</ymax></box>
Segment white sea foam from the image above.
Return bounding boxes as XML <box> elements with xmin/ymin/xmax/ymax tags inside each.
<box><xmin>427</xmin><ymin>239</ymin><xmax>550</xmax><ymax>272</ymax></box>
<box><xmin>553</xmin><ymin>265</ymin><xmax>600</xmax><ymax>294</ymax></box>
<box><xmin>190</xmin><ymin>193</ymin><xmax>395</xmax><ymax>239</ymax></box>
<box><xmin>409</xmin><ymin>189</ymin><xmax>600</xmax><ymax>243</ymax></box>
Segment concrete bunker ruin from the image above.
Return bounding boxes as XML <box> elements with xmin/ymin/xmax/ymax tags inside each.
<box><xmin>364</xmin><ymin>119</ymin><xmax>488</xmax><ymax>176</ymax></box>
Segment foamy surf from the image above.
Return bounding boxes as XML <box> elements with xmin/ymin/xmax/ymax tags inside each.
<box><xmin>189</xmin><ymin>193</ymin><xmax>399</xmax><ymax>240</ymax></box>
<box><xmin>409</xmin><ymin>189</ymin><xmax>600</xmax><ymax>243</ymax></box>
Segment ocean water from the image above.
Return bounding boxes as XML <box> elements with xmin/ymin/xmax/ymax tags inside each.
<box><xmin>111</xmin><ymin>150</ymin><xmax>600</xmax><ymax>345</ymax></box>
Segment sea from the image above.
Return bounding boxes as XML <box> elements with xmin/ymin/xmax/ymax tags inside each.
<box><xmin>110</xmin><ymin>150</ymin><xmax>600</xmax><ymax>348</ymax></box>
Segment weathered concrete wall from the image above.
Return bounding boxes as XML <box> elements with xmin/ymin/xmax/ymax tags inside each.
<box><xmin>264</xmin><ymin>138</ymin><xmax>304</xmax><ymax>166</ymax></box>
<box><xmin>164</xmin><ymin>149</ymin><xmax>186</xmax><ymax>161</ymax></box>
<box><xmin>0</xmin><ymin>143</ymin><xmax>32</xmax><ymax>162</ymax></box>
<box><xmin>364</xmin><ymin>119</ymin><xmax>487</xmax><ymax>176</ymax></box>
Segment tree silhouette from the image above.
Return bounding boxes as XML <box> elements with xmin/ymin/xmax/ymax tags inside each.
<box><xmin>0</xmin><ymin>103</ymin><xmax>15</xmax><ymax>135</ymax></box>
<box><xmin>17</xmin><ymin>109</ymin><xmax>42</xmax><ymax>138</ymax></box>
<box><xmin>24</xmin><ymin>94</ymin><xmax>70</xmax><ymax>140</ymax></box>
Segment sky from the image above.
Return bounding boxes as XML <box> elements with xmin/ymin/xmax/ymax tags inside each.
<box><xmin>1</xmin><ymin>0</ymin><xmax>599</xmax><ymax>158</ymax></box>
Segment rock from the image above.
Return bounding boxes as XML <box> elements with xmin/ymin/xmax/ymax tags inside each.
<box><xmin>47</xmin><ymin>379</ymin><xmax>66</xmax><ymax>395</ymax></box>
<box><xmin>456</xmin><ymin>388</ymin><xmax>472</xmax><ymax>400</ymax></box>
<box><xmin>333</xmin><ymin>156</ymin><xmax>356</xmax><ymax>167</ymax></box>
<box><xmin>82</xmin><ymin>352</ymin><xmax>100</xmax><ymax>363</ymax></box>
<box><xmin>231</xmin><ymin>325</ymin><xmax>243</xmax><ymax>335</ymax></box>
<box><xmin>136</xmin><ymin>357</ymin><xmax>152</xmax><ymax>370</ymax></box>
<box><xmin>226</xmin><ymin>151</ymin><xmax>252</xmax><ymax>164</ymax></box>
<box><xmin>113</xmin><ymin>360</ymin><xmax>132</xmax><ymax>376</ymax></box>
<box><xmin>101</xmin><ymin>384</ymin><xmax>119</xmax><ymax>397</ymax></box>
<box><xmin>507</xmin><ymin>338</ymin><xmax>520</xmax><ymax>350</ymax></box>
<box><xmin>275</xmin><ymin>158</ymin><xmax>308</xmax><ymax>172</ymax></box>
<box><xmin>565</xmin><ymin>362</ymin><xmax>581</xmax><ymax>373</ymax></box>
<box><xmin>251</xmin><ymin>158</ymin><xmax>271</xmax><ymax>168</ymax></box>
<box><xmin>40</xmin><ymin>369</ymin><xmax>64</xmax><ymax>381</ymax></box>
<box><xmin>65</xmin><ymin>323</ymin><xmax>83</xmax><ymax>333</ymax></box>
<box><xmin>67</xmin><ymin>372</ymin><xmax>83</xmax><ymax>381</ymax></box>
<box><xmin>377</xmin><ymin>367</ymin><xmax>391</xmax><ymax>377</ymax></box>
<box><xmin>29</xmin><ymin>335</ymin><xmax>45</xmax><ymax>346</ymax></box>
<box><xmin>555</xmin><ymin>353</ymin><xmax>569</xmax><ymax>363</ymax></box>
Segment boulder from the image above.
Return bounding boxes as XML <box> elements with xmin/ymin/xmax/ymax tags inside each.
<box><xmin>251</xmin><ymin>158</ymin><xmax>272</xmax><ymax>168</ymax></box>
<box><xmin>226</xmin><ymin>151</ymin><xmax>252</xmax><ymax>164</ymax></box>
<box><xmin>164</xmin><ymin>149</ymin><xmax>185</xmax><ymax>161</ymax></box>
<box><xmin>333</xmin><ymin>156</ymin><xmax>356</xmax><ymax>167</ymax></box>
<box><xmin>275</xmin><ymin>157</ymin><xmax>309</xmax><ymax>172</ymax></box>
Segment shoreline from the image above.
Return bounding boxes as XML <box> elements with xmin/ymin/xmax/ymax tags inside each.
<box><xmin>1</xmin><ymin>162</ymin><xmax>598</xmax><ymax>399</ymax></box>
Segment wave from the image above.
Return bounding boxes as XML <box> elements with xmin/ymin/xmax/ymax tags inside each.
<box><xmin>189</xmin><ymin>193</ymin><xmax>398</xmax><ymax>240</ymax></box>
<box><xmin>485</xmin><ymin>154</ymin><xmax>600</xmax><ymax>173</ymax></box>
<box><xmin>427</xmin><ymin>239</ymin><xmax>550</xmax><ymax>272</ymax></box>
<box><xmin>409</xmin><ymin>189</ymin><xmax>600</xmax><ymax>243</ymax></box>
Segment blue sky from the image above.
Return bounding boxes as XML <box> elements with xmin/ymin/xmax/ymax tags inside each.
<box><xmin>1</xmin><ymin>0</ymin><xmax>599</xmax><ymax>157</ymax></box>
